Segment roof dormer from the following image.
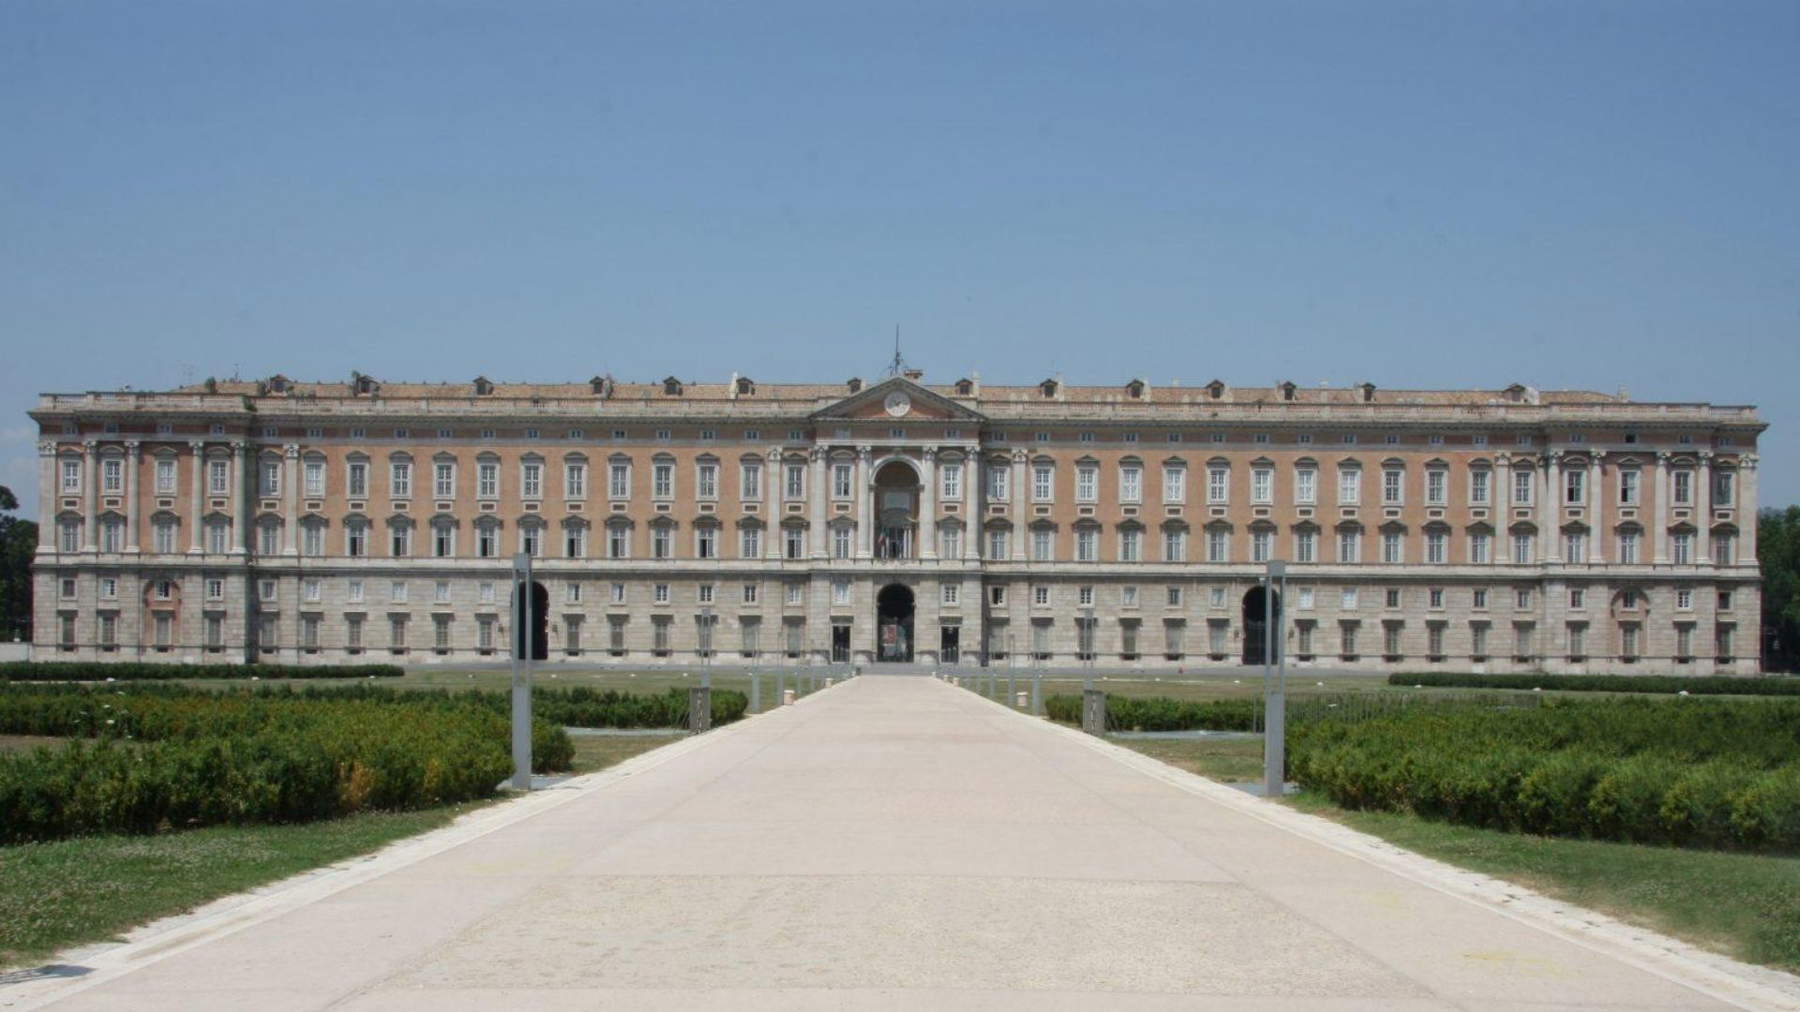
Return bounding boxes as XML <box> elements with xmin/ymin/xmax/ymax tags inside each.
<box><xmin>662</xmin><ymin>376</ymin><xmax>684</xmax><ymax>396</ymax></box>
<box><xmin>1205</xmin><ymin>379</ymin><xmax>1226</xmax><ymax>400</ymax></box>
<box><xmin>1125</xmin><ymin>378</ymin><xmax>1147</xmax><ymax>399</ymax></box>
<box><xmin>1279</xmin><ymin>380</ymin><xmax>1297</xmax><ymax>401</ymax></box>
<box><xmin>847</xmin><ymin>377</ymin><xmax>864</xmax><ymax>394</ymax></box>
<box><xmin>472</xmin><ymin>376</ymin><xmax>495</xmax><ymax>396</ymax></box>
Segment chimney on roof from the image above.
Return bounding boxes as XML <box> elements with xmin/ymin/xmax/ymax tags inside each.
<box><xmin>903</xmin><ymin>368</ymin><xmax>924</xmax><ymax>381</ymax></box>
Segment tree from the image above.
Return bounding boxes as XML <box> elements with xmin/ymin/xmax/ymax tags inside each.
<box><xmin>0</xmin><ymin>486</ymin><xmax>35</xmax><ymax>642</ymax></box>
<box><xmin>1759</xmin><ymin>506</ymin><xmax>1800</xmax><ymax>673</ymax></box>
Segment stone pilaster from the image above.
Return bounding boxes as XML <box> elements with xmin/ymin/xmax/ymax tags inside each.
<box><xmin>919</xmin><ymin>446</ymin><xmax>937</xmax><ymax>560</ymax></box>
<box><xmin>808</xmin><ymin>446</ymin><xmax>827</xmax><ymax>559</ymax></box>
<box><xmin>1698</xmin><ymin>450</ymin><xmax>1713</xmax><ymax>567</ymax></box>
<box><xmin>188</xmin><ymin>440</ymin><xmax>206</xmax><ymax>553</ymax></box>
<box><xmin>283</xmin><ymin>444</ymin><xmax>301</xmax><ymax>556</ymax></box>
<box><xmin>36</xmin><ymin>442</ymin><xmax>56</xmax><ymax>553</ymax></box>
<box><xmin>1740</xmin><ymin>454</ymin><xmax>1759</xmax><ymax>564</ymax></box>
<box><xmin>233</xmin><ymin>441</ymin><xmax>250</xmax><ymax>555</ymax></box>
<box><xmin>1653</xmin><ymin>452</ymin><xmax>1669</xmax><ymax>564</ymax></box>
<box><xmin>1542</xmin><ymin>451</ymin><xmax>1560</xmax><ymax>563</ymax></box>
<box><xmin>81</xmin><ymin>440</ymin><xmax>98</xmax><ymax>552</ymax></box>
<box><xmin>123</xmin><ymin>440</ymin><xmax>141</xmax><ymax>553</ymax></box>
<box><xmin>1010</xmin><ymin>450</ymin><xmax>1027</xmax><ymax>561</ymax></box>
<box><xmin>856</xmin><ymin>445</ymin><xmax>874</xmax><ymax>559</ymax></box>
<box><xmin>1588</xmin><ymin>454</ymin><xmax>1603</xmax><ymax>564</ymax></box>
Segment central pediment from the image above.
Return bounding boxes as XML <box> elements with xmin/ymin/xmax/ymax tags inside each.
<box><xmin>811</xmin><ymin>376</ymin><xmax>986</xmax><ymax>424</ymax></box>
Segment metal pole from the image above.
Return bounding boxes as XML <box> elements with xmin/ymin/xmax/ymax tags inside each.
<box><xmin>1082</xmin><ymin>605</ymin><xmax>1095</xmax><ymax>691</ymax></box>
<box><xmin>1263</xmin><ymin>560</ymin><xmax>1287</xmax><ymax>798</ymax></box>
<box><xmin>700</xmin><ymin>606</ymin><xmax>713</xmax><ymax>689</ymax></box>
<box><xmin>751</xmin><ymin>667</ymin><xmax>760</xmax><ymax>713</ymax></box>
<box><xmin>510</xmin><ymin>552</ymin><xmax>533</xmax><ymax>791</ymax></box>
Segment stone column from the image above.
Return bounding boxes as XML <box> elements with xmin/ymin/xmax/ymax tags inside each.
<box><xmin>1542</xmin><ymin>452</ymin><xmax>1560</xmax><ymax>563</ymax></box>
<box><xmin>1740</xmin><ymin>454</ymin><xmax>1759</xmax><ymax>564</ymax></box>
<box><xmin>124</xmin><ymin>440</ymin><xmax>141</xmax><ymax>553</ymax></box>
<box><xmin>1010</xmin><ymin>450</ymin><xmax>1027</xmax><ymax>561</ymax></box>
<box><xmin>809</xmin><ymin>446</ymin><xmax>828</xmax><ymax>559</ymax></box>
<box><xmin>1588</xmin><ymin>454</ymin><xmax>1604</xmax><ymax>564</ymax></box>
<box><xmin>233</xmin><ymin>441</ymin><xmax>251</xmax><ymax>555</ymax></box>
<box><xmin>188</xmin><ymin>441</ymin><xmax>206</xmax><ymax>553</ymax></box>
<box><xmin>1698</xmin><ymin>451</ymin><xmax>1714</xmax><ymax>567</ymax></box>
<box><xmin>1492</xmin><ymin>453</ymin><xmax>1510</xmax><ymax>568</ymax></box>
<box><xmin>919</xmin><ymin>445</ymin><xmax>937</xmax><ymax>560</ymax></box>
<box><xmin>81</xmin><ymin>440</ymin><xmax>99</xmax><ymax>552</ymax></box>
<box><xmin>857</xmin><ymin>445</ymin><xmax>874</xmax><ymax>559</ymax></box>
<box><xmin>1653</xmin><ymin>452</ymin><xmax>1670</xmax><ymax>564</ymax></box>
<box><xmin>764</xmin><ymin>448</ymin><xmax>782</xmax><ymax>559</ymax></box>
<box><xmin>37</xmin><ymin>442</ymin><xmax>56</xmax><ymax>552</ymax></box>
<box><xmin>283</xmin><ymin>444</ymin><xmax>301</xmax><ymax>556</ymax></box>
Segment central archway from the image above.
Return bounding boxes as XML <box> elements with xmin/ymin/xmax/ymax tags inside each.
<box><xmin>873</xmin><ymin>460</ymin><xmax>920</xmax><ymax>559</ymax></box>
<box><xmin>876</xmin><ymin>583</ymin><xmax>915</xmax><ymax>662</ymax></box>
<box><xmin>1242</xmin><ymin>586</ymin><xmax>1281</xmax><ymax>665</ymax></box>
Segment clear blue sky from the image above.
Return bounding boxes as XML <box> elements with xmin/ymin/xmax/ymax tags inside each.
<box><xmin>3</xmin><ymin>1</ymin><xmax>1796</xmax><ymax>509</ymax></box>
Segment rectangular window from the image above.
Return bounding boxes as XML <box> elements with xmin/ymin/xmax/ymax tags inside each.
<box><xmin>1076</xmin><ymin>466</ymin><xmax>1096</xmax><ymax>502</ymax></box>
<box><xmin>988</xmin><ymin>529</ymin><xmax>1009</xmax><ymax>560</ymax></box>
<box><xmin>434</xmin><ymin>462</ymin><xmax>455</xmax><ymax>499</ymax></box>
<box><xmin>740</xmin><ymin>462</ymin><xmax>761</xmax><ymax>500</ymax></box>
<box><xmin>1565</xmin><ymin>468</ymin><xmax>1585</xmax><ymax>505</ymax></box>
<box><xmin>564</xmin><ymin>524</ymin><xmax>584</xmax><ymax>558</ymax></box>
<box><xmin>785</xmin><ymin>464</ymin><xmax>805</xmax><ymax>499</ymax></box>
<box><xmin>390</xmin><ymin>461</ymin><xmax>411</xmax><ymax>498</ymax></box>
<box><xmin>1513</xmin><ymin>469</ymin><xmax>1533</xmax><ymax>506</ymax></box>
<box><xmin>1714</xmin><ymin>471</ymin><xmax>1734</xmax><ymax>507</ymax></box>
<box><xmin>1120</xmin><ymin>466</ymin><xmax>1142</xmax><ymax>503</ymax></box>
<box><xmin>391</xmin><ymin>523</ymin><xmax>411</xmax><ymax>557</ymax></box>
<box><xmin>1671</xmin><ymin>532</ymin><xmax>1693</xmax><ymax>564</ymax></box>
<box><xmin>260</xmin><ymin>460</ymin><xmax>281</xmax><ymax>496</ymax></box>
<box><xmin>567</xmin><ymin>462</ymin><xmax>588</xmax><ymax>499</ymax></box>
<box><xmin>1470</xmin><ymin>533</ymin><xmax>1490</xmax><ymax>564</ymax></box>
<box><xmin>987</xmin><ymin>464</ymin><xmax>1009</xmax><ymax>501</ymax></box>
<box><xmin>1341</xmin><ymin>587</ymin><xmax>1359</xmax><ymax>610</ymax></box>
<box><xmin>941</xmin><ymin>462</ymin><xmax>962</xmax><ymax>500</ymax></box>
<box><xmin>348</xmin><ymin>461</ymin><xmax>368</xmax><ymax>498</ymax></box>
<box><xmin>1426</xmin><ymin>531</ymin><xmax>1447</xmax><ymax>564</ymax></box>
<box><xmin>1164</xmin><ymin>529</ymin><xmax>1186</xmax><ymax>562</ymax></box>
<box><xmin>1163</xmin><ymin>466</ymin><xmax>1185</xmax><ymax>503</ymax></box>
<box><xmin>1251</xmin><ymin>529</ymin><xmax>1271</xmax><ymax>563</ymax></box>
<box><xmin>155</xmin><ymin>457</ymin><xmax>177</xmax><ymax>494</ymax></box>
<box><xmin>521</xmin><ymin>462</ymin><xmax>542</xmax><ymax>499</ymax></box>
<box><xmin>1517</xmin><ymin>588</ymin><xmax>1532</xmax><ymax>609</ymax></box>
<box><xmin>1120</xmin><ymin>529</ymin><xmax>1141</xmax><ymax>562</ymax></box>
<box><xmin>696</xmin><ymin>463</ymin><xmax>717</xmax><ymax>499</ymax></box>
<box><xmin>1207</xmin><ymin>467</ymin><xmax>1229</xmax><ymax>503</ymax></box>
<box><xmin>781</xmin><ymin>526</ymin><xmax>803</xmax><ymax>559</ymax></box>
<box><xmin>1382</xmin><ymin>469</ymin><xmax>1403</xmax><ymax>505</ymax></box>
<box><xmin>1619</xmin><ymin>470</ymin><xmax>1639</xmax><ymax>505</ymax></box>
<box><xmin>1338</xmin><ymin>468</ymin><xmax>1360</xmax><ymax>505</ymax></box>
<box><xmin>1673</xmin><ymin>470</ymin><xmax>1693</xmax><ymax>506</ymax></box>
<box><xmin>832</xmin><ymin>526</ymin><xmax>851</xmax><ymax>559</ymax></box>
<box><xmin>608</xmin><ymin>463</ymin><xmax>630</xmax><ymax>499</ymax></box>
<box><xmin>102</xmin><ymin>457</ymin><xmax>122</xmax><ymax>493</ymax></box>
<box><xmin>1338</xmin><ymin>530</ymin><xmax>1360</xmax><ymax>563</ymax></box>
<box><xmin>833</xmin><ymin>579</ymin><xmax>851</xmax><ymax>605</ymax></box>
<box><xmin>940</xmin><ymin>526</ymin><xmax>962</xmax><ymax>558</ymax></box>
<box><xmin>653</xmin><ymin>462</ymin><xmax>674</xmax><ymax>498</ymax></box>
<box><xmin>1618</xmin><ymin>531</ymin><xmax>1639</xmax><ymax>565</ymax></box>
<box><xmin>1470</xmin><ymin>623</ymin><xmax>1487</xmax><ymax>657</ymax></box>
<box><xmin>1564</xmin><ymin>531</ymin><xmax>1586</xmax><ymax>563</ymax></box>
<box><xmin>302</xmin><ymin>523</ymin><xmax>323</xmax><ymax>556</ymax></box>
<box><xmin>1426</xmin><ymin>469</ymin><xmax>1446</xmax><ymax>505</ymax></box>
<box><xmin>1034</xmin><ymin>465</ymin><xmax>1055</xmax><ymax>502</ymax></box>
<box><xmin>1382</xmin><ymin>532</ymin><xmax>1402</xmax><ymax>564</ymax></box>
<box><xmin>740</xmin><ymin>527</ymin><xmax>761</xmax><ymax>558</ymax></box>
<box><xmin>1034</xmin><ymin>585</ymin><xmax>1050</xmax><ymax>606</ymax></box>
<box><xmin>1294</xmin><ymin>529</ymin><xmax>1315</xmax><ymax>563</ymax></box>
<box><xmin>1512</xmin><ymin>533</ymin><xmax>1532</xmax><ymax>564</ymax></box>
<box><xmin>1295</xmin><ymin>468</ymin><xmax>1316</xmax><ymax>505</ymax></box>
<box><xmin>1470</xmin><ymin>470</ymin><xmax>1490</xmax><ymax>506</ymax></box>
<box><xmin>1075</xmin><ymin>528</ymin><xmax>1096</xmax><ymax>562</ymax></box>
<box><xmin>1251</xmin><ymin>468</ymin><xmax>1272</xmax><ymax>504</ymax></box>
<box><xmin>1206</xmin><ymin>528</ymin><xmax>1228</xmax><ymax>563</ymax></box>
<box><xmin>832</xmin><ymin>463</ymin><xmax>852</xmax><ymax>499</ymax></box>
<box><xmin>651</xmin><ymin>526</ymin><xmax>672</xmax><ymax>559</ymax></box>
<box><xmin>347</xmin><ymin>523</ymin><xmax>367</xmax><ymax>557</ymax></box>
<box><xmin>61</xmin><ymin>459</ymin><xmax>81</xmax><ymax>493</ymax></box>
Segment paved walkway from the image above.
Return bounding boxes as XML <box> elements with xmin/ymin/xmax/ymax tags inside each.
<box><xmin>18</xmin><ymin>677</ymin><xmax>1796</xmax><ymax>1010</ymax></box>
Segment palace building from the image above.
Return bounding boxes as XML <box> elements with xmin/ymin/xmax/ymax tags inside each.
<box><xmin>30</xmin><ymin>370</ymin><xmax>1765</xmax><ymax>673</ymax></box>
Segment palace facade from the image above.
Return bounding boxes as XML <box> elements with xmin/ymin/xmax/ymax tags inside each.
<box><xmin>30</xmin><ymin>371</ymin><xmax>1765</xmax><ymax>673</ymax></box>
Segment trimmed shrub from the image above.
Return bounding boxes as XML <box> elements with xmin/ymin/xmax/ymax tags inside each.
<box><xmin>1392</xmin><ymin>671</ymin><xmax>1800</xmax><ymax>697</ymax></box>
<box><xmin>0</xmin><ymin>662</ymin><xmax>404</xmax><ymax>682</ymax></box>
<box><xmin>1289</xmin><ymin>698</ymin><xmax>1800</xmax><ymax>852</ymax></box>
<box><xmin>1043</xmin><ymin>694</ymin><xmax>1257</xmax><ymax>732</ymax></box>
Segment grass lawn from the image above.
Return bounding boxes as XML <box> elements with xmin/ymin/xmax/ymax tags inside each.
<box><xmin>1109</xmin><ymin>735</ymin><xmax>1265</xmax><ymax>783</ymax></box>
<box><xmin>0</xmin><ymin>725</ymin><xmax>684</xmax><ymax>970</ymax></box>
<box><xmin>568</xmin><ymin>732</ymin><xmax>686</xmax><ymax>775</ymax></box>
<box><xmin>1282</xmin><ymin>793</ymin><xmax>1800</xmax><ymax>975</ymax></box>
<box><xmin>0</xmin><ymin>734</ymin><xmax>70</xmax><ymax>755</ymax></box>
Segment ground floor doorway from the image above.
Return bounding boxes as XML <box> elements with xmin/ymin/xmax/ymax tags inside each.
<box><xmin>877</xmin><ymin>584</ymin><xmax>915</xmax><ymax>662</ymax></box>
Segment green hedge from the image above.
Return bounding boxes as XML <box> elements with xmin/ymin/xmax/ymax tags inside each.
<box><xmin>0</xmin><ymin>685</ymin><xmax>573</xmax><ymax>843</ymax></box>
<box><xmin>0</xmin><ymin>662</ymin><xmax>404</xmax><ymax>682</ymax></box>
<box><xmin>1392</xmin><ymin>672</ymin><xmax>1800</xmax><ymax>696</ymax></box>
<box><xmin>1289</xmin><ymin>698</ymin><xmax>1800</xmax><ymax>851</ymax></box>
<box><xmin>1046</xmin><ymin>694</ymin><xmax>1258</xmax><ymax>732</ymax></box>
<box><xmin>200</xmin><ymin>683</ymin><xmax>750</xmax><ymax>730</ymax></box>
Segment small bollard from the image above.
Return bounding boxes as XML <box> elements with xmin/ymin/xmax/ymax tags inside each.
<box><xmin>782</xmin><ymin>688</ymin><xmax>796</xmax><ymax>705</ymax></box>
<box><xmin>689</xmin><ymin>686</ymin><xmax>713</xmax><ymax>733</ymax></box>
<box><xmin>1081</xmin><ymin>688</ymin><xmax>1106</xmax><ymax>735</ymax></box>
<box><xmin>1016</xmin><ymin>690</ymin><xmax>1028</xmax><ymax>708</ymax></box>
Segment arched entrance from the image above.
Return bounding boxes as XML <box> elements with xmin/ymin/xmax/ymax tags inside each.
<box><xmin>877</xmin><ymin>584</ymin><xmax>915</xmax><ymax>662</ymax></box>
<box><xmin>873</xmin><ymin>460</ymin><xmax>920</xmax><ymax>559</ymax></box>
<box><xmin>511</xmin><ymin>580</ymin><xmax>549</xmax><ymax>661</ymax></box>
<box><xmin>1242</xmin><ymin>586</ymin><xmax>1281</xmax><ymax>665</ymax></box>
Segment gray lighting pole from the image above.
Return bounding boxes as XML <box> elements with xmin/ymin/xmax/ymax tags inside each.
<box><xmin>510</xmin><ymin>553</ymin><xmax>533</xmax><ymax>791</ymax></box>
<box><xmin>1082</xmin><ymin>604</ymin><xmax>1096</xmax><ymax>691</ymax></box>
<box><xmin>1263</xmin><ymin>560</ymin><xmax>1287</xmax><ymax>798</ymax></box>
<box><xmin>700</xmin><ymin>606</ymin><xmax>714</xmax><ymax>689</ymax></box>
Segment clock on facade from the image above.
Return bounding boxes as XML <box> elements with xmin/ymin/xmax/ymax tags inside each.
<box><xmin>883</xmin><ymin>392</ymin><xmax>911</xmax><ymax>417</ymax></box>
